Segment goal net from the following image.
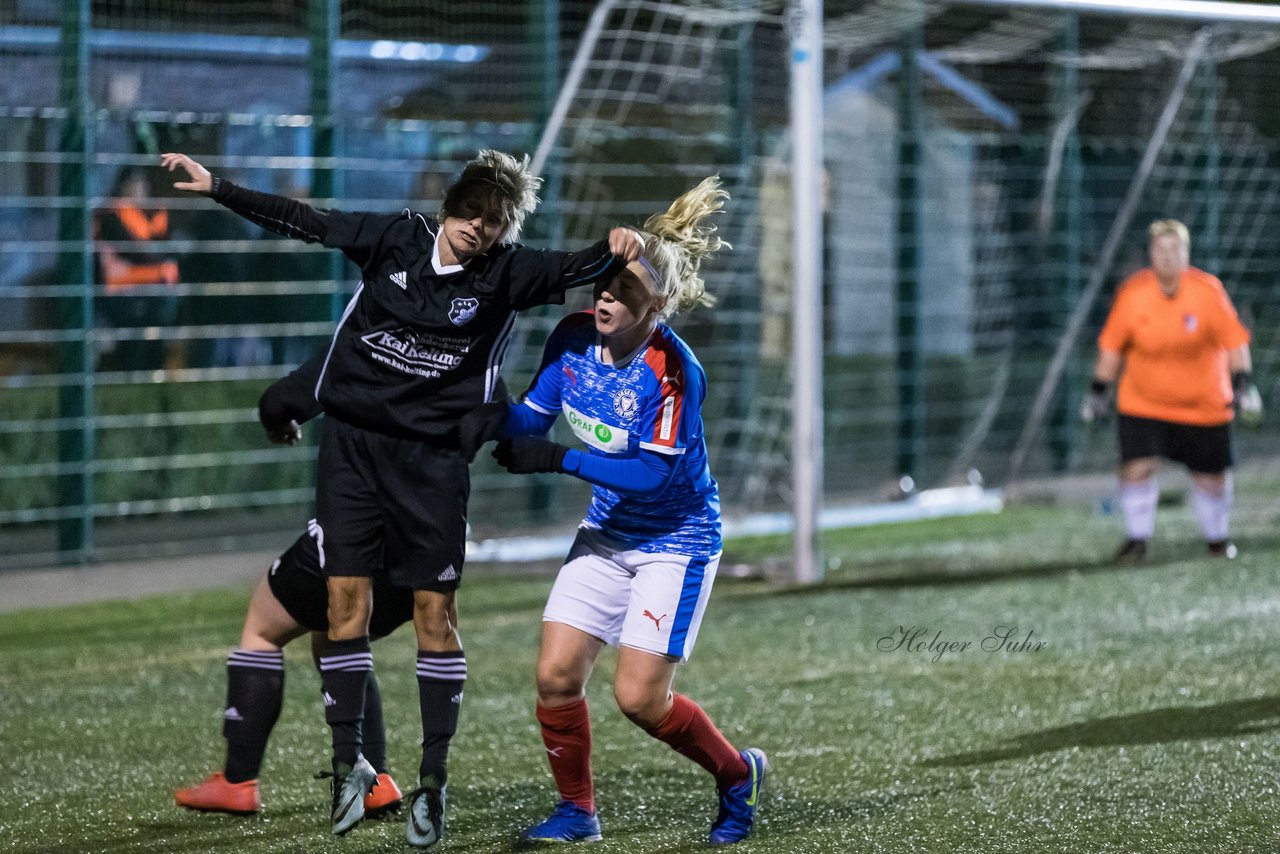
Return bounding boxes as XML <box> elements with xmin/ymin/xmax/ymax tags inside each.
<box><xmin>519</xmin><ymin>0</ymin><xmax>1280</xmax><ymax>515</ymax></box>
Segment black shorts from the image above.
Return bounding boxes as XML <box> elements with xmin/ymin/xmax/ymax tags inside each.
<box><xmin>315</xmin><ymin>416</ymin><xmax>469</xmax><ymax>591</ymax></box>
<box><xmin>1117</xmin><ymin>414</ymin><xmax>1233</xmax><ymax>474</ymax></box>
<box><xmin>266</xmin><ymin>524</ymin><xmax>415</xmax><ymax>638</ymax></box>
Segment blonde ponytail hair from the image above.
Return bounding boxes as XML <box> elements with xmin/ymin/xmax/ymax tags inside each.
<box><xmin>640</xmin><ymin>176</ymin><xmax>729</xmax><ymax>318</ymax></box>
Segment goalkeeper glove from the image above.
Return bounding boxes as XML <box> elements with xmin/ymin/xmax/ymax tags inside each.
<box><xmin>1080</xmin><ymin>378</ymin><xmax>1112</xmax><ymax>424</ymax></box>
<box><xmin>492</xmin><ymin>437</ymin><xmax>570</xmax><ymax>475</ymax></box>
<box><xmin>458</xmin><ymin>401</ymin><xmax>509</xmax><ymax>462</ymax></box>
<box><xmin>1232</xmin><ymin>371</ymin><xmax>1264</xmax><ymax>427</ymax></box>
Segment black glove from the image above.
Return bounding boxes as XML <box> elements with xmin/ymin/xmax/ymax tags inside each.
<box><xmin>1079</xmin><ymin>378</ymin><xmax>1111</xmax><ymax>424</ymax></box>
<box><xmin>1232</xmin><ymin>370</ymin><xmax>1263</xmax><ymax>427</ymax></box>
<box><xmin>492</xmin><ymin>437</ymin><xmax>569</xmax><ymax>474</ymax></box>
<box><xmin>458</xmin><ymin>401</ymin><xmax>509</xmax><ymax>462</ymax></box>
<box><xmin>258</xmin><ymin>352</ymin><xmax>325</xmax><ymax>445</ymax></box>
<box><xmin>258</xmin><ymin>388</ymin><xmax>316</xmax><ymax>446</ymax></box>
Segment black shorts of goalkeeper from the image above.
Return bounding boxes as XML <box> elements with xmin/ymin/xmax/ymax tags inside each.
<box><xmin>1117</xmin><ymin>414</ymin><xmax>1232</xmax><ymax>475</ymax></box>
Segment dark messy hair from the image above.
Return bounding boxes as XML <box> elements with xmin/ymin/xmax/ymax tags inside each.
<box><xmin>438</xmin><ymin>150</ymin><xmax>541</xmax><ymax>243</ymax></box>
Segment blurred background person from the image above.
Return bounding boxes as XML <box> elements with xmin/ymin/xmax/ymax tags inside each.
<box><xmin>1082</xmin><ymin>219</ymin><xmax>1261</xmax><ymax>561</ymax></box>
<box><xmin>95</xmin><ymin>168</ymin><xmax>184</xmax><ymax>372</ymax></box>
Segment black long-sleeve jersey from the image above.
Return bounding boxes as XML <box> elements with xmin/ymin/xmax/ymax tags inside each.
<box><xmin>212</xmin><ymin>177</ymin><xmax>624</xmax><ymax>443</ymax></box>
<box><xmin>258</xmin><ymin>351</ymin><xmax>324</xmax><ymax>432</ymax></box>
<box><xmin>257</xmin><ymin>348</ymin><xmax>508</xmax><ymax>433</ymax></box>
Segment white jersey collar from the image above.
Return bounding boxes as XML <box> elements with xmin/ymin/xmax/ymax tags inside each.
<box><xmin>595</xmin><ymin>327</ymin><xmax>656</xmax><ymax>370</ymax></box>
<box><xmin>431</xmin><ymin>229</ymin><xmax>465</xmax><ymax>276</ymax></box>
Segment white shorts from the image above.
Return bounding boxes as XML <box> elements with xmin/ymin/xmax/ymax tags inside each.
<box><xmin>543</xmin><ymin>527</ymin><xmax>721</xmax><ymax>662</ymax></box>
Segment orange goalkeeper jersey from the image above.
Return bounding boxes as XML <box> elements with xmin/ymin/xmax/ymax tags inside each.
<box><xmin>1097</xmin><ymin>266</ymin><xmax>1250</xmax><ymax>426</ymax></box>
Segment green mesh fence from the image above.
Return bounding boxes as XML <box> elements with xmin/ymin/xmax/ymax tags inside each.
<box><xmin>3</xmin><ymin>0</ymin><xmax>1280</xmax><ymax>567</ymax></box>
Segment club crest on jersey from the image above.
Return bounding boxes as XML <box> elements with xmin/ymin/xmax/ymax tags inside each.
<box><xmin>449</xmin><ymin>297</ymin><xmax>479</xmax><ymax>326</ymax></box>
<box><xmin>1183</xmin><ymin>313</ymin><xmax>1198</xmax><ymax>332</ymax></box>
<box><xmin>613</xmin><ymin>388</ymin><xmax>640</xmax><ymax>419</ymax></box>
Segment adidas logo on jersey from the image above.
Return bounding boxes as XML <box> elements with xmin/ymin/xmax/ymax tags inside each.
<box><xmin>391</xmin><ymin>270</ymin><xmax>408</xmax><ymax>289</ymax></box>
<box><xmin>437</xmin><ymin>565</ymin><xmax>459</xmax><ymax>582</ymax></box>
<box><xmin>224</xmin><ymin>706</ymin><xmax>244</xmax><ymax>721</ymax></box>
<box><xmin>322</xmin><ymin>692</ymin><xmax>337</xmax><ymax>708</ymax></box>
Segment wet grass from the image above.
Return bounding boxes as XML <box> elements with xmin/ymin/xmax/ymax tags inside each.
<box><xmin>3</xmin><ymin>493</ymin><xmax>1280</xmax><ymax>852</ymax></box>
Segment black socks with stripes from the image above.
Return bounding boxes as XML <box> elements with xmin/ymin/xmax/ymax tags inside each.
<box><xmin>319</xmin><ymin>636</ymin><xmax>373</xmax><ymax>768</ymax></box>
<box><xmin>222</xmin><ymin>648</ymin><xmax>284</xmax><ymax>784</ymax></box>
<box><xmin>416</xmin><ymin>650</ymin><xmax>467</xmax><ymax>784</ymax></box>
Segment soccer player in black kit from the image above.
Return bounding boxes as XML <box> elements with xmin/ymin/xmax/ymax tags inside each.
<box><xmin>162</xmin><ymin>150</ymin><xmax>643</xmax><ymax>847</ymax></box>
<box><xmin>175</xmin><ymin>358</ymin><xmax>412</xmax><ymax>818</ymax></box>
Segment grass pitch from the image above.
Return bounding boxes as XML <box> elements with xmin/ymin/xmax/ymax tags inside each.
<box><xmin>3</xmin><ymin>484</ymin><xmax>1280</xmax><ymax>853</ymax></box>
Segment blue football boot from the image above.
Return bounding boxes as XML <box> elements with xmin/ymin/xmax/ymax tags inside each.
<box><xmin>708</xmin><ymin>748</ymin><xmax>768</xmax><ymax>845</ymax></box>
<box><xmin>521</xmin><ymin>800</ymin><xmax>603</xmax><ymax>843</ymax></box>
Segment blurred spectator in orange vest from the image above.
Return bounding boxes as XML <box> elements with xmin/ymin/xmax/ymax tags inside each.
<box><xmin>95</xmin><ymin>169</ymin><xmax>184</xmax><ymax>372</ymax></box>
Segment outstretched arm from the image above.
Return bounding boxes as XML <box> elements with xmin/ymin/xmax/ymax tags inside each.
<box><xmin>164</xmin><ymin>151</ymin><xmax>334</xmax><ymax>244</ymax></box>
<box><xmin>162</xmin><ymin>152</ymin><xmax>213</xmax><ymax>195</ymax></box>
<box><xmin>492</xmin><ymin>438</ymin><xmax>678</xmax><ymax>496</ymax></box>
<box><xmin>161</xmin><ymin>152</ymin><xmax>392</xmax><ymax>266</ymax></box>
<box><xmin>503</xmin><ymin>227</ymin><xmax>646</xmax><ymax>310</ymax></box>
<box><xmin>562</xmin><ymin>446</ymin><xmax>678</xmax><ymax>494</ymax></box>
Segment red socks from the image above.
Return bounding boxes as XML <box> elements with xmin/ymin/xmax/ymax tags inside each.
<box><xmin>536</xmin><ymin>699</ymin><xmax>595</xmax><ymax>813</ymax></box>
<box><xmin>537</xmin><ymin>693</ymin><xmax>747</xmax><ymax>809</ymax></box>
<box><xmin>646</xmin><ymin>693</ymin><xmax>748</xmax><ymax>789</ymax></box>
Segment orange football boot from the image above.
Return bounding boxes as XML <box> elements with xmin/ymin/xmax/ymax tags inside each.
<box><xmin>175</xmin><ymin>771</ymin><xmax>261</xmax><ymax>815</ymax></box>
<box><xmin>364</xmin><ymin>772</ymin><xmax>403</xmax><ymax>817</ymax></box>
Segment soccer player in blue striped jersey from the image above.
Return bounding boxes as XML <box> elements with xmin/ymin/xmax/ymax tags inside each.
<box><xmin>461</xmin><ymin>177</ymin><xmax>767</xmax><ymax>846</ymax></box>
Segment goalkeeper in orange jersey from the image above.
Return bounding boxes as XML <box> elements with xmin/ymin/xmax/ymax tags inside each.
<box><xmin>1081</xmin><ymin>219</ymin><xmax>1261</xmax><ymax>561</ymax></box>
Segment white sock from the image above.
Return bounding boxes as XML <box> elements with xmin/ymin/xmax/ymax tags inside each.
<box><xmin>1190</xmin><ymin>474</ymin><xmax>1232</xmax><ymax>542</ymax></box>
<box><xmin>1119</xmin><ymin>479</ymin><xmax>1157</xmax><ymax>541</ymax></box>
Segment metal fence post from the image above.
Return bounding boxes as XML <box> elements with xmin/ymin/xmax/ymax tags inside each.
<box><xmin>528</xmin><ymin>0</ymin><xmax>562</xmax><ymax>523</ymax></box>
<box><xmin>1199</xmin><ymin>40</ymin><xmax>1221</xmax><ymax>273</ymax></box>
<box><xmin>310</xmin><ymin>0</ymin><xmax>343</xmax><ymax>323</ymax></box>
<box><xmin>895</xmin><ymin>25</ymin><xmax>924</xmax><ymax>481</ymax></box>
<box><xmin>56</xmin><ymin>0</ymin><xmax>94</xmax><ymax>562</ymax></box>
<box><xmin>1050</xmin><ymin>13</ymin><xmax>1084</xmax><ymax>471</ymax></box>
